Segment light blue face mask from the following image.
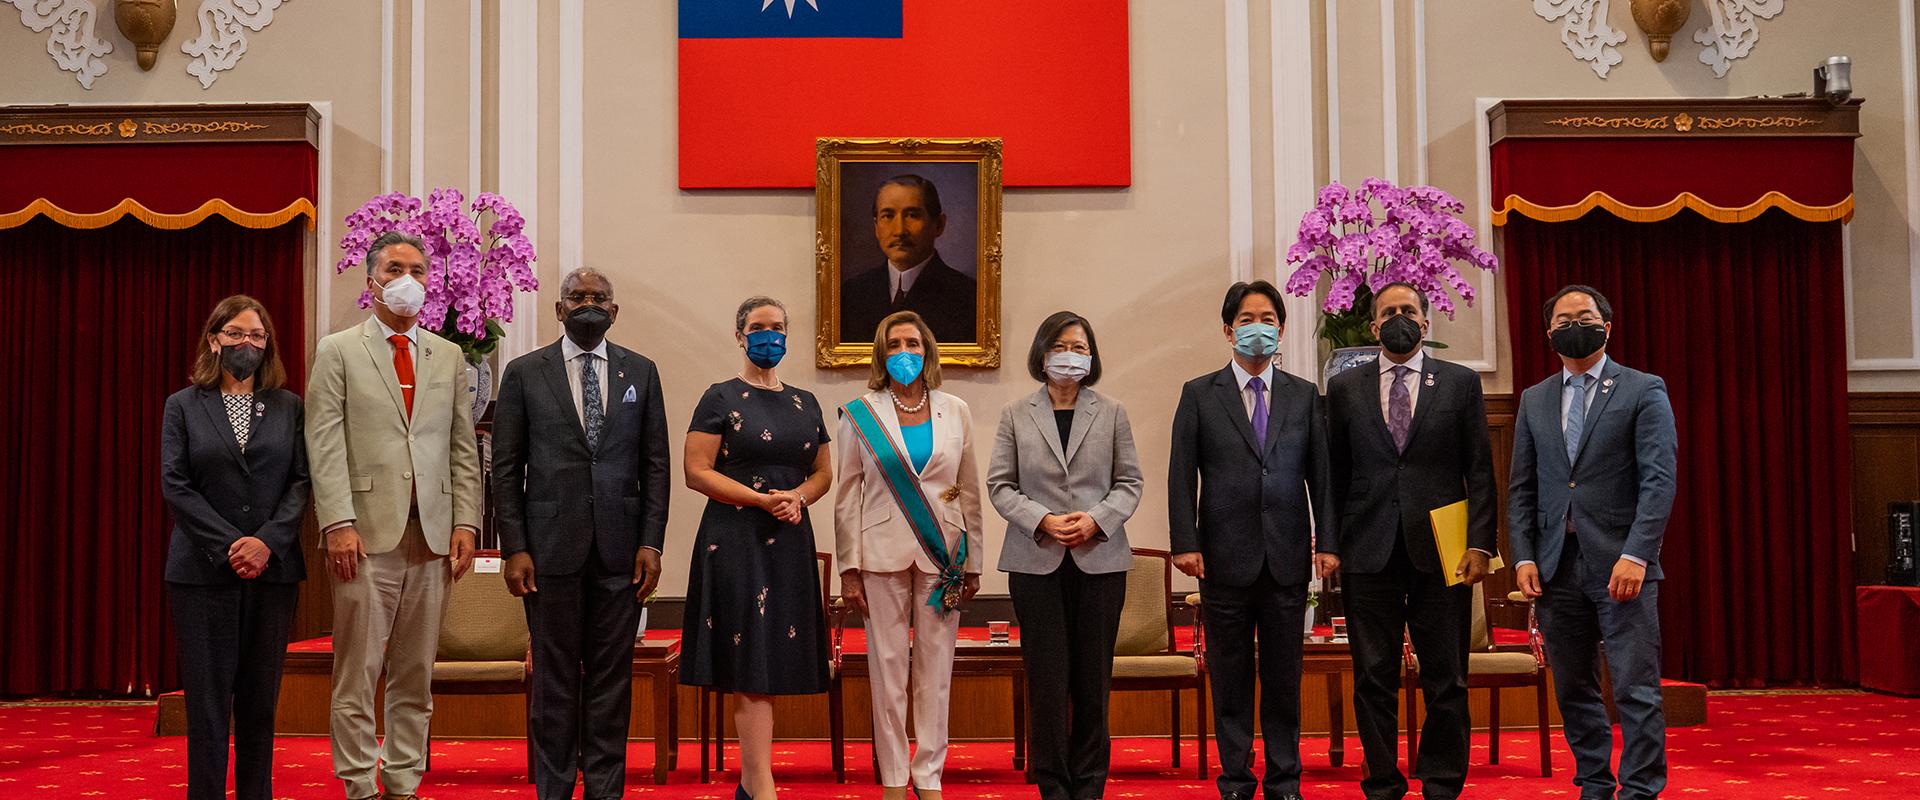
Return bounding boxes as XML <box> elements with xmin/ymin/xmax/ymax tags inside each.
<box><xmin>1233</xmin><ymin>322</ymin><xmax>1280</xmax><ymax>358</ymax></box>
<box><xmin>886</xmin><ymin>351</ymin><xmax>924</xmax><ymax>386</ymax></box>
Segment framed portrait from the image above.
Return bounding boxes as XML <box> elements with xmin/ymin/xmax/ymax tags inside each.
<box><xmin>814</xmin><ymin>137</ymin><xmax>1003</xmax><ymax>368</ymax></box>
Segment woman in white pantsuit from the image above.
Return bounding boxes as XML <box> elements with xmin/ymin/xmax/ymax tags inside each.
<box><xmin>834</xmin><ymin>310</ymin><xmax>985</xmax><ymax>800</ymax></box>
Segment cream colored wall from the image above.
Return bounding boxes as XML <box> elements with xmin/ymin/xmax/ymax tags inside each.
<box><xmin>1327</xmin><ymin>0</ymin><xmax>1920</xmax><ymax>392</ymax></box>
<box><xmin>10</xmin><ymin>1</ymin><xmax>1918</xmax><ymax>597</ymax></box>
<box><xmin>581</xmin><ymin>1</ymin><xmax>1231</xmax><ymax>596</ymax></box>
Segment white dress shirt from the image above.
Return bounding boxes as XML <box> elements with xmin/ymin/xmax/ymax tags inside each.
<box><xmin>888</xmin><ymin>255</ymin><xmax>933</xmax><ymax>299</ymax></box>
<box><xmin>1377</xmin><ymin>350</ymin><xmax>1425</xmax><ymax>421</ymax></box>
<box><xmin>560</xmin><ymin>335</ymin><xmax>609</xmax><ymax>430</ymax></box>
<box><xmin>1229</xmin><ymin>359</ymin><xmax>1276</xmax><ymax>421</ymax></box>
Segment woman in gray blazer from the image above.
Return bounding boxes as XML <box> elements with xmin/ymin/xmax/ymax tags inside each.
<box><xmin>160</xmin><ymin>295</ymin><xmax>308</xmax><ymax>800</ymax></box>
<box><xmin>989</xmin><ymin>311</ymin><xmax>1144</xmax><ymax>800</ymax></box>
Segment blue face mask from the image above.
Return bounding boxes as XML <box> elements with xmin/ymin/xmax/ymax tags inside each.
<box><xmin>1233</xmin><ymin>322</ymin><xmax>1280</xmax><ymax>358</ymax></box>
<box><xmin>744</xmin><ymin>329</ymin><xmax>786</xmax><ymax>369</ymax></box>
<box><xmin>885</xmin><ymin>351</ymin><xmax>924</xmax><ymax>386</ymax></box>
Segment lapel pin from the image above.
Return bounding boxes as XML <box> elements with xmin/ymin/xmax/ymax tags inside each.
<box><xmin>254</xmin><ymin>401</ymin><xmax>266</xmax><ymax>417</ymax></box>
<box><xmin>1601</xmin><ymin>378</ymin><xmax>1615</xmax><ymax>394</ymax></box>
<box><xmin>1424</xmin><ymin>373</ymin><xmax>1436</xmax><ymax>387</ymax></box>
<box><xmin>618</xmin><ymin>371</ymin><xmax>625</xmax><ymax>379</ymax></box>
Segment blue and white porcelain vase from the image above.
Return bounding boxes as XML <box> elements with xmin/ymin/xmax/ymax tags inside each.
<box><xmin>464</xmin><ymin>358</ymin><xmax>493</xmax><ymax>422</ymax></box>
<box><xmin>1322</xmin><ymin>346</ymin><xmax>1381</xmax><ymax>387</ymax></box>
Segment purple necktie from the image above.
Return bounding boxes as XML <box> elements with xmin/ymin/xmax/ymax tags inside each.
<box><xmin>1388</xmin><ymin>365</ymin><xmax>1412</xmax><ymax>452</ymax></box>
<box><xmin>1247</xmin><ymin>376</ymin><xmax>1268</xmax><ymax>446</ymax></box>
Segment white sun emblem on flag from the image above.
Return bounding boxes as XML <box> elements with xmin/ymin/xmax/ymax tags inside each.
<box><xmin>762</xmin><ymin>0</ymin><xmax>820</xmax><ymax>18</ymax></box>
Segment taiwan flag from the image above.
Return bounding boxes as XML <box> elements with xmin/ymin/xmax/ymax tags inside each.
<box><xmin>678</xmin><ymin>0</ymin><xmax>1131</xmax><ymax>189</ymax></box>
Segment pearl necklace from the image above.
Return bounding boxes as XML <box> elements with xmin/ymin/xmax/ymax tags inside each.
<box><xmin>889</xmin><ymin>386</ymin><xmax>928</xmax><ymax>414</ymax></box>
<box><xmin>739</xmin><ymin>373</ymin><xmax>782</xmax><ymax>391</ymax></box>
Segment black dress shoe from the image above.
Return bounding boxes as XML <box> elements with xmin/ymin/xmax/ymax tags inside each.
<box><xmin>1220</xmin><ymin>793</ymin><xmax>1253</xmax><ymax>800</ymax></box>
<box><xmin>1267</xmin><ymin>794</ymin><xmax>1305</xmax><ymax>800</ymax></box>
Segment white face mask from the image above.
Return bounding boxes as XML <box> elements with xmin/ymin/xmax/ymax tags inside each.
<box><xmin>1045</xmin><ymin>351</ymin><xmax>1092</xmax><ymax>384</ymax></box>
<box><xmin>377</xmin><ymin>274</ymin><xmax>426</xmax><ymax>317</ymax></box>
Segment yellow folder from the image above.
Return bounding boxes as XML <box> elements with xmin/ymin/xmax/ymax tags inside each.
<box><xmin>1430</xmin><ymin>500</ymin><xmax>1504</xmax><ymax>586</ymax></box>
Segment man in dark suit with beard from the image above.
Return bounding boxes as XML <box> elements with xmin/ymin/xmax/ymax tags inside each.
<box><xmin>839</xmin><ymin>174</ymin><xmax>978</xmax><ymax>344</ymax></box>
<box><xmin>1327</xmin><ymin>282</ymin><xmax>1498</xmax><ymax>800</ymax></box>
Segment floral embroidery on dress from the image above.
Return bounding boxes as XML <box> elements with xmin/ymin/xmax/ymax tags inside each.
<box><xmin>764</xmin><ymin>537</ymin><xmax>776</xmax><ymax>545</ymax></box>
<box><xmin>788</xmin><ymin>626</ymin><xmax>797</xmax><ymax>639</ymax></box>
<box><xmin>792</xmin><ymin>394</ymin><xmax>805</xmax><ymax>411</ymax></box>
<box><xmin>706</xmin><ymin>616</ymin><xmax>713</xmax><ymax>629</ymax></box>
<box><xmin>741</xmin><ymin>390</ymin><xmax>750</xmax><ymax>399</ymax></box>
<box><xmin>727</xmin><ymin>410</ymin><xmax>744</xmax><ymax>431</ymax></box>
<box><xmin>732</xmin><ymin>632</ymin><xmax>743</xmax><ymax>646</ymax></box>
<box><xmin>802</xmin><ymin>440</ymin><xmax>813</xmax><ymax>451</ymax></box>
<box><xmin>751</xmin><ymin>475</ymin><xmax>766</xmax><ymax>491</ymax></box>
<box><xmin>760</xmin><ymin>429</ymin><xmax>773</xmax><ymax>441</ymax></box>
<box><xmin>707</xmin><ymin>543</ymin><xmax>719</xmax><ymax>552</ymax></box>
<box><xmin>756</xmin><ymin>586</ymin><xmax>769</xmax><ymax>615</ymax></box>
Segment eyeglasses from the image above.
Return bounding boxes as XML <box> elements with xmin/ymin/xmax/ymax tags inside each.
<box><xmin>1553</xmin><ymin>313</ymin><xmax>1605</xmax><ymax>329</ymax></box>
<box><xmin>565</xmin><ymin>292</ymin><xmax>612</xmax><ymax>305</ymax></box>
<box><xmin>217</xmin><ymin>328</ymin><xmax>269</xmax><ymax>346</ymax></box>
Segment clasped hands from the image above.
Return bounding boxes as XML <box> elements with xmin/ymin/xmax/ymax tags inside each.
<box><xmin>757</xmin><ymin>488</ymin><xmax>807</xmax><ymax>524</ymax></box>
<box><xmin>1038</xmin><ymin>512</ymin><xmax>1101</xmax><ymax>548</ymax></box>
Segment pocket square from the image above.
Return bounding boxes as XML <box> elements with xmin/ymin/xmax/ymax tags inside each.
<box><xmin>623</xmin><ymin>385</ymin><xmax>637</xmax><ymax>403</ymax></box>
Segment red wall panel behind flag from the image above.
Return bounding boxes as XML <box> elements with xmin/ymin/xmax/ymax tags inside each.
<box><xmin>678</xmin><ymin>1</ymin><xmax>1131</xmax><ymax>189</ymax></box>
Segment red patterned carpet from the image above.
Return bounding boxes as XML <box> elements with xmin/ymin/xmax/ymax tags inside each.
<box><xmin>0</xmin><ymin>691</ymin><xmax>1915</xmax><ymax>799</ymax></box>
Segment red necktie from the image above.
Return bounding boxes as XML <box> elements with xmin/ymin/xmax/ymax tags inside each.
<box><xmin>389</xmin><ymin>334</ymin><xmax>414</xmax><ymax>419</ymax></box>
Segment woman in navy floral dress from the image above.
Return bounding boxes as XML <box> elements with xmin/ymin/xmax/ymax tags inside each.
<box><xmin>680</xmin><ymin>296</ymin><xmax>832</xmax><ymax>800</ymax></box>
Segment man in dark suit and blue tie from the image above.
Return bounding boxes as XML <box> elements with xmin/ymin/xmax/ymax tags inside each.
<box><xmin>1510</xmin><ymin>285</ymin><xmax>1677</xmax><ymax>800</ymax></box>
<box><xmin>1169</xmin><ymin>280</ymin><xmax>1339</xmax><ymax>800</ymax></box>
<box><xmin>492</xmin><ymin>267</ymin><xmax>672</xmax><ymax>800</ymax></box>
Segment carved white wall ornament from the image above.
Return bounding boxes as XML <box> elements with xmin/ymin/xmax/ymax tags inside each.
<box><xmin>1694</xmin><ymin>0</ymin><xmax>1784</xmax><ymax>78</ymax></box>
<box><xmin>10</xmin><ymin>0</ymin><xmax>113</xmax><ymax>89</ymax></box>
<box><xmin>181</xmin><ymin>0</ymin><xmax>288</xmax><ymax>88</ymax></box>
<box><xmin>1533</xmin><ymin>0</ymin><xmax>1627</xmax><ymax>78</ymax></box>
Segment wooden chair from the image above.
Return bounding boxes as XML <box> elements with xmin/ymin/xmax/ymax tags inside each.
<box><xmin>427</xmin><ymin>549</ymin><xmax>532</xmax><ymax>775</ymax></box>
<box><xmin>1402</xmin><ymin>584</ymin><xmax>1552</xmax><ymax>778</ymax></box>
<box><xmin>1109</xmin><ymin>548</ymin><xmax>1209</xmax><ymax>779</ymax></box>
<box><xmin>700</xmin><ymin>551</ymin><xmax>849</xmax><ymax>783</ymax></box>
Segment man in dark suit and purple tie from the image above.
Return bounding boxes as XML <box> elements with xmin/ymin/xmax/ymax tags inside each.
<box><xmin>1169</xmin><ymin>280</ymin><xmax>1339</xmax><ymax>800</ymax></box>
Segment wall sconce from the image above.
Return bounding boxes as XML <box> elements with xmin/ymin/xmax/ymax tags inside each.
<box><xmin>1630</xmin><ymin>0</ymin><xmax>1691</xmax><ymax>62</ymax></box>
<box><xmin>114</xmin><ymin>0</ymin><xmax>178</xmax><ymax>71</ymax></box>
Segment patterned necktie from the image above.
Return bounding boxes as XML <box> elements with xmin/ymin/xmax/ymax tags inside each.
<box><xmin>1247</xmin><ymin>376</ymin><xmax>1268</xmax><ymax>447</ymax></box>
<box><xmin>1388</xmin><ymin>365</ymin><xmax>1413</xmax><ymax>452</ymax></box>
<box><xmin>581</xmin><ymin>353</ymin><xmax>604</xmax><ymax>450</ymax></box>
<box><xmin>388</xmin><ymin>334</ymin><xmax>414</xmax><ymax>419</ymax></box>
<box><xmin>1564</xmin><ymin>374</ymin><xmax>1588</xmax><ymax>465</ymax></box>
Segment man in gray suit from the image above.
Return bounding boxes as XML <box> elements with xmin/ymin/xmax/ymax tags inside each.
<box><xmin>1509</xmin><ymin>285</ymin><xmax>1677</xmax><ymax>800</ymax></box>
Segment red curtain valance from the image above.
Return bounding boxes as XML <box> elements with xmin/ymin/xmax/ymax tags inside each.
<box><xmin>0</xmin><ymin>141</ymin><xmax>316</xmax><ymax>231</ymax></box>
<box><xmin>1488</xmin><ymin>99</ymin><xmax>1861</xmax><ymax>226</ymax></box>
<box><xmin>1491</xmin><ymin>137</ymin><xmax>1854</xmax><ymax>225</ymax></box>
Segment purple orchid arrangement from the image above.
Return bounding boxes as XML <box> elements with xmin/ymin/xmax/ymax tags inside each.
<box><xmin>1283</xmin><ymin>178</ymin><xmax>1496</xmax><ymax>348</ymax></box>
<box><xmin>336</xmin><ymin>188</ymin><xmax>538</xmax><ymax>363</ymax></box>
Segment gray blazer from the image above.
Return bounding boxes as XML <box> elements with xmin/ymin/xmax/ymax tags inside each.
<box><xmin>989</xmin><ymin>387</ymin><xmax>1144</xmax><ymax>575</ymax></box>
<box><xmin>1508</xmin><ymin>356</ymin><xmax>1678</xmax><ymax>584</ymax></box>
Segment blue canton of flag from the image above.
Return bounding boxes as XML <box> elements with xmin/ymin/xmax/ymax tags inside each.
<box><xmin>678</xmin><ymin>0</ymin><xmax>903</xmax><ymax>39</ymax></box>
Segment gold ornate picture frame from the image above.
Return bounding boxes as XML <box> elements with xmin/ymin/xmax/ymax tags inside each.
<box><xmin>815</xmin><ymin>137</ymin><xmax>1002</xmax><ymax>368</ymax></box>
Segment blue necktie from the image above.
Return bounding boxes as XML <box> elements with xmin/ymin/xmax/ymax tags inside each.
<box><xmin>1247</xmin><ymin>376</ymin><xmax>1268</xmax><ymax>448</ymax></box>
<box><xmin>582</xmin><ymin>354</ymin><xmax>604</xmax><ymax>451</ymax></box>
<box><xmin>1564</xmin><ymin>374</ymin><xmax>1588</xmax><ymax>465</ymax></box>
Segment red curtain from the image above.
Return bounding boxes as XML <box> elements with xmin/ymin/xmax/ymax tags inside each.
<box><xmin>1502</xmin><ymin>209</ymin><xmax>1855</xmax><ymax>687</ymax></box>
<box><xmin>0</xmin><ymin>216</ymin><xmax>306</xmax><ymax>696</ymax></box>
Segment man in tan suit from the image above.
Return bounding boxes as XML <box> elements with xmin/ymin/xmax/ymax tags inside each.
<box><xmin>307</xmin><ymin>231</ymin><xmax>484</xmax><ymax>800</ymax></box>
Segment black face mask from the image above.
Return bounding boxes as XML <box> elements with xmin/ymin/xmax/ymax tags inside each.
<box><xmin>564</xmin><ymin>305</ymin><xmax>613</xmax><ymax>348</ymax></box>
<box><xmin>1550</xmin><ymin>321</ymin><xmax>1608</xmax><ymax>359</ymax></box>
<box><xmin>221</xmin><ymin>343</ymin><xmax>266</xmax><ymax>381</ymax></box>
<box><xmin>1377</xmin><ymin>315</ymin><xmax>1423</xmax><ymax>355</ymax></box>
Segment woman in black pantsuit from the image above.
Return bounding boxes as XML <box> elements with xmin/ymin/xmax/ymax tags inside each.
<box><xmin>680</xmin><ymin>296</ymin><xmax>834</xmax><ymax>800</ymax></box>
<box><xmin>160</xmin><ymin>295</ymin><xmax>308</xmax><ymax>800</ymax></box>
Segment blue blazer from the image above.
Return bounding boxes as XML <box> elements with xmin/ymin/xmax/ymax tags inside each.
<box><xmin>1507</xmin><ymin>357</ymin><xmax>1678</xmax><ymax>584</ymax></box>
<box><xmin>160</xmin><ymin>386</ymin><xmax>310</xmax><ymax>585</ymax></box>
